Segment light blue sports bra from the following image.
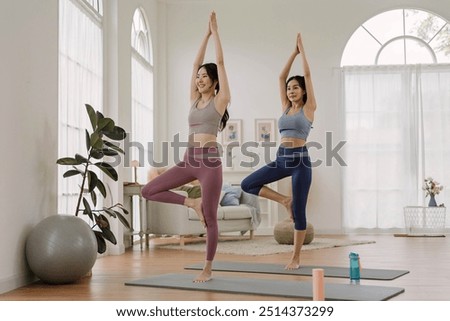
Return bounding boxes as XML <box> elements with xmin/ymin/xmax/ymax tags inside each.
<box><xmin>278</xmin><ymin>107</ymin><xmax>313</xmax><ymax>140</ymax></box>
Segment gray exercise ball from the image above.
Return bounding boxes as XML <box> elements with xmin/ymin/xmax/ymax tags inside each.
<box><xmin>25</xmin><ymin>215</ymin><xmax>98</xmax><ymax>284</ymax></box>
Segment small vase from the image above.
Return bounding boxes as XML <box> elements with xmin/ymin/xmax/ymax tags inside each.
<box><xmin>428</xmin><ymin>194</ymin><xmax>437</xmax><ymax>207</ymax></box>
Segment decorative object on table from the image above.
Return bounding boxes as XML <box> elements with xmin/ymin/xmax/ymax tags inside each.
<box><xmin>273</xmin><ymin>219</ymin><xmax>314</xmax><ymax>245</ymax></box>
<box><xmin>422</xmin><ymin>177</ymin><xmax>444</xmax><ymax>207</ymax></box>
<box><xmin>130</xmin><ymin>160</ymin><xmax>140</xmax><ymax>184</ymax></box>
<box><xmin>26</xmin><ymin>104</ymin><xmax>130</xmax><ymax>284</ymax></box>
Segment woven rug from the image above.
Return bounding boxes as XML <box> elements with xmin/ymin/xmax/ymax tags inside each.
<box><xmin>157</xmin><ymin>237</ymin><xmax>375</xmax><ymax>256</ymax></box>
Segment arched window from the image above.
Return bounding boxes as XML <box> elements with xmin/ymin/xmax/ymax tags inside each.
<box><xmin>342</xmin><ymin>9</ymin><xmax>450</xmax><ymax>66</ymax></box>
<box><xmin>84</xmin><ymin>0</ymin><xmax>103</xmax><ymax>15</ymax></box>
<box><xmin>131</xmin><ymin>8</ymin><xmax>154</xmax><ymax>183</ymax></box>
<box><xmin>58</xmin><ymin>0</ymin><xmax>103</xmax><ymax>215</ymax></box>
<box><xmin>340</xmin><ymin>9</ymin><xmax>450</xmax><ymax>230</ymax></box>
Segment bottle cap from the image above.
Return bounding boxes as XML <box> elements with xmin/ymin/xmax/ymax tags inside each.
<box><xmin>349</xmin><ymin>252</ymin><xmax>359</xmax><ymax>259</ymax></box>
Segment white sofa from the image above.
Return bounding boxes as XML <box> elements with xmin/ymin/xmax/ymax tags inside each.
<box><xmin>146</xmin><ymin>189</ymin><xmax>260</xmax><ymax>245</ymax></box>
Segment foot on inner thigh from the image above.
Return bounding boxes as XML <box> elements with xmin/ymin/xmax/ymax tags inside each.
<box><xmin>191</xmin><ymin>198</ymin><xmax>206</xmax><ymax>228</ymax></box>
<box><xmin>281</xmin><ymin>197</ymin><xmax>293</xmax><ymax>221</ymax></box>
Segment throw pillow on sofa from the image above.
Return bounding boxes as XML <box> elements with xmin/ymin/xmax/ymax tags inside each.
<box><xmin>220</xmin><ymin>184</ymin><xmax>242</xmax><ymax>206</ymax></box>
<box><xmin>177</xmin><ymin>185</ymin><xmax>201</xmax><ymax>199</ymax></box>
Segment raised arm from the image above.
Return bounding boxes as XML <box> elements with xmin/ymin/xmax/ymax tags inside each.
<box><xmin>297</xmin><ymin>33</ymin><xmax>317</xmax><ymax>116</ymax></box>
<box><xmin>279</xmin><ymin>38</ymin><xmax>299</xmax><ymax>112</ymax></box>
<box><xmin>209</xmin><ymin>11</ymin><xmax>231</xmax><ymax>115</ymax></box>
<box><xmin>190</xmin><ymin>23</ymin><xmax>211</xmax><ymax>104</ymax></box>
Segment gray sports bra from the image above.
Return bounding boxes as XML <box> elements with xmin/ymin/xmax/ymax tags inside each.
<box><xmin>278</xmin><ymin>107</ymin><xmax>313</xmax><ymax>140</ymax></box>
<box><xmin>188</xmin><ymin>98</ymin><xmax>222</xmax><ymax>136</ymax></box>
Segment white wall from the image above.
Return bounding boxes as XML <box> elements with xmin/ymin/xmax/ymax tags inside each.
<box><xmin>161</xmin><ymin>0</ymin><xmax>450</xmax><ymax>233</ymax></box>
<box><xmin>103</xmin><ymin>0</ymin><xmax>161</xmax><ymax>255</ymax></box>
<box><xmin>0</xmin><ymin>0</ymin><xmax>162</xmax><ymax>294</ymax></box>
<box><xmin>0</xmin><ymin>0</ymin><xmax>59</xmax><ymax>293</ymax></box>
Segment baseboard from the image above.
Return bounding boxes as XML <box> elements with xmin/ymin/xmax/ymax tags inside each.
<box><xmin>254</xmin><ymin>227</ymin><xmax>274</xmax><ymax>235</ymax></box>
<box><xmin>0</xmin><ymin>271</ymin><xmax>36</xmax><ymax>295</ymax></box>
<box><xmin>106</xmin><ymin>243</ymin><xmax>126</xmax><ymax>256</ymax></box>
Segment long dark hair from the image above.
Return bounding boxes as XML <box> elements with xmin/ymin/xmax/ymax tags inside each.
<box><xmin>199</xmin><ymin>63</ymin><xmax>229</xmax><ymax>131</ymax></box>
<box><xmin>286</xmin><ymin>75</ymin><xmax>307</xmax><ymax>104</ymax></box>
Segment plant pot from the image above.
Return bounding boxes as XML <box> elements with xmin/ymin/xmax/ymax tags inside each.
<box><xmin>25</xmin><ymin>215</ymin><xmax>98</xmax><ymax>284</ymax></box>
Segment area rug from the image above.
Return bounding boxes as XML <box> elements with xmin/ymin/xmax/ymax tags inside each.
<box><xmin>157</xmin><ymin>237</ymin><xmax>375</xmax><ymax>256</ymax></box>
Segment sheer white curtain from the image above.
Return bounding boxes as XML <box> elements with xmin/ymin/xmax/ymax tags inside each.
<box><xmin>131</xmin><ymin>57</ymin><xmax>153</xmax><ymax>183</ymax></box>
<box><xmin>129</xmin><ymin>9</ymin><xmax>153</xmax><ymax>239</ymax></box>
<box><xmin>58</xmin><ymin>0</ymin><xmax>103</xmax><ymax>215</ymax></box>
<box><xmin>131</xmin><ymin>8</ymin><xmax>153</xmax><ymax>184</ymax></box>
<box><xmin>342</xmin><ymin>64</ymin><xmax>450</xmax><ymax>229</ymax></box>
<box><xmin>421</xmin><ymin>65</ymin><xmax>450</xmax><ymax>210</ymax></box>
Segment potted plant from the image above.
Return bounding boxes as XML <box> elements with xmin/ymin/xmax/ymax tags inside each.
<box><xmin>57</xmin><ymin>104</ymin><xmax>130</xmax><ymax>253</ymax></box>
<box><xmin>26</xmin><ymin>104</ymin><xmax>130</xmax><ymax>284</ymax></box>
<box><xmin>422</xmin><ymin>177</ymin><xmax>444</xmax><ymax>207</ymax></box>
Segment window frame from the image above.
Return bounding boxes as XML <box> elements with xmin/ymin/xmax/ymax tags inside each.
<box><xmin>342</xmin><ymin>8</ymin><xmax>450</xmax><ymax>66</ymax></box>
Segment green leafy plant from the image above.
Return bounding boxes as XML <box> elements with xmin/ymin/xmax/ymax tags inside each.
<box><xmin>57</xmin><ymin>104</ymin><xmax>130</xmax><ymax>253</ymax></box>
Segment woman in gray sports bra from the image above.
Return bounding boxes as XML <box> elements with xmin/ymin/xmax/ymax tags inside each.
<box><xmin>242</xmin><ymin>33</ymin><xmax>317</xmax><ymax>270</ymax></box>
<box><xmin>142</xmin><ymin>12</ymin><xmax>230</xmax><ymax>283</ymax></box>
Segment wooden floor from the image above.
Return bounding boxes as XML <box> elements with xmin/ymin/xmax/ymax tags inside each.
<box><xmin>1</xmin><ymin>233</ymin><xmax>450</xmax><ymax>301</ymax></box>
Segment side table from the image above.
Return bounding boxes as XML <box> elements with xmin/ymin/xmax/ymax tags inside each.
<box><xmin>403</xmin><ymin>206</ymin><xmax>446</xmax><ymax>236</ymax></box>
<box><xmin>123</xmin><ymin>183</ymin><xmax>151</xmax><ymax>249</ymax></box>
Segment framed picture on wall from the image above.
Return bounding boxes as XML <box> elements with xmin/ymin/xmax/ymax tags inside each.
<box><xmin>221</xmin><ymin>119</ymin><xmax>242</xmax><ymax>145</ymax></box>
<box><xmin>255</xmin><ymin>119</ymin><xmax>276</xmax><ymax>143</ymax></box>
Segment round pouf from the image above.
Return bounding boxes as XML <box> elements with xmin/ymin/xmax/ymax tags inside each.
<box><xmin>25</xmin><ymin>215</ymin><xmax>98</xmax><ymax>284</ymax></box>
<box><xmin>273</xmin><ymin>219</ymin><xmax>314</xmax><ymax>245</ymax></box>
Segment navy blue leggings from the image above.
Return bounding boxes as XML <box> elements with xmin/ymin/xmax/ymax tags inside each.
<box><xmin>241</xmin><ymin>146</ymin><xmax>312</xmax><ymax>230</ymax></box>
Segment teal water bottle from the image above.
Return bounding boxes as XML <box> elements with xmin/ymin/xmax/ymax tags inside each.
<box><xmin>349</xmin><ymin>252</ymin><xmax>360</xmax><ymax>284</ymax></box>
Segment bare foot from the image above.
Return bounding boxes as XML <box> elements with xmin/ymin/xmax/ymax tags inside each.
<box><xmin>193</xmin><ymin>263</ymin><xmax>212</xmax><ymax>283</ymax></box>
<box><xmin>281</xmin><ymin>197</ymin><xmax>293</xmax><ymax>221</ymax></box>
<box><xmin>186</xmin><ymin>198</ymin><xmax>206</xmax><ymax>228</ymax></box>
<box><xmin>285</xmin><ymin>259</ymin><xmax>300</xmax><ymax>270</ymax></box>
<box><xmin>193</xmin><ymin>269</ymin><xmax>212</xmax><ymax>283</ymax></box>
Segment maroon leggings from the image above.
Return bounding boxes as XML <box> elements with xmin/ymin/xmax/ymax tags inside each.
<box><xmin>141</xmin><ymin>147</ymin><xmax>222</xmax><ymax>261</ymax></box>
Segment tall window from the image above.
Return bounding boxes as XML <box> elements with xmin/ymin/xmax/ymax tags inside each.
<box><xmin>131</xmin><ymin>8</ymin><xmax>153</xmax><ymax>183</ymax></box>
<box><xmin>58</xmin><ymin>0</ymin><xmax>103</xmax><ymax>215</ymax></box>
<box><xmin>341</xmin><ymin>9</ymin><xmax>450</xmax><ymax>229</ymax></box>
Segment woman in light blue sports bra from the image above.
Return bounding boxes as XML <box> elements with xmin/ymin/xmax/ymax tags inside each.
<box><xmin>242</xmin><ymin>33</ymin><xmax>317</xmax><ymax>270</ymax></box>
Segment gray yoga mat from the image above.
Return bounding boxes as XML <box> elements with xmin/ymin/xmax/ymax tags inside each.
<box><xmin>125</xmin><ymin>273</ymin><xmax>405</xmax><ymax>301</ymax></box>
<box><xmin>185</xmin><ymin>261</ymin><xmax>409</xmax><ymax>280</ymax></box>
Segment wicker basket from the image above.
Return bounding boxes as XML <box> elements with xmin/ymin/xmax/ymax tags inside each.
<box><xmin>403</xmin><ymin>206</ymin><xmax>446</xmax><ymax>236</ymax></box>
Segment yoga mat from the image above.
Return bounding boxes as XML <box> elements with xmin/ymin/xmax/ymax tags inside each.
<box><xmin>125</xmin><ymin>273</ymin><xmax>405</xmax><ymax>301</ymax></box>
<box><xmin>185</xmin><ymin>261</ymin><xmax>409</xmax><ymax>280</ymax></box>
